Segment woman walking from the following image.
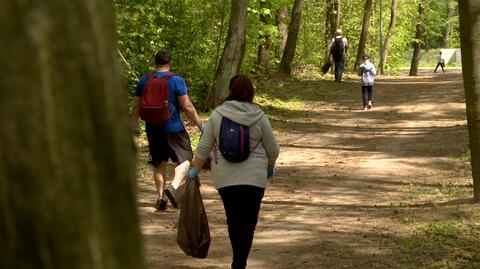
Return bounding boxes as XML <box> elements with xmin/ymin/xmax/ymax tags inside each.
<box><xmin>357</xmin><ymin>55</ymin><xmax>377</xmax><ymax>110</ymax></box>
<box><xmin>188</xmin><ymin>75</ymin><xmax>280</xmax><ymax>269</ymax></box>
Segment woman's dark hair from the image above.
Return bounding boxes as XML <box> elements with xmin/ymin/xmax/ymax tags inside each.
<box><xmin>363</xmin><ymin>54</ymin><xmax>370</xmax><ymax>60</ymax></box>
<box><xmin>154</xmin><ymin>49</ymin><xmax>171</xmax><ymax>66</ymax></box>
<box><xmin>225</xmin><ymin>75</ymin><xmax>255</xmax><ymax>103</ymax></box>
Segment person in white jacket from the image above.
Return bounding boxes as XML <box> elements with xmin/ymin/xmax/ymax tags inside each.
<box><xmin>188</xmin><ymin>74</ymin><xmax>280</xmax><ymax>269</ymax></box>
<box><xmin>357</xmin><ymin>55</ymin><xmax>376</xmax><ymax>110</ymax></box>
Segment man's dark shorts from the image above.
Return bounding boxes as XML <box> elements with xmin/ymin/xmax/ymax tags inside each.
<box><xmin>146</xmin><ymin>126</ymin><xmax>193</xmax><ymax>167</ymax></box>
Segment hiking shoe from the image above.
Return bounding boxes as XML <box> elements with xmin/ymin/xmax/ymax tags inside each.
<box><xmin>164</xmin><ymin>185</ymin><xmax>178</xmax><ymax>208</ymax></box>
<box><xmin>155</xmin><ymin>198</ymin><xmax>167</xmax><ymax>211</ymax></box>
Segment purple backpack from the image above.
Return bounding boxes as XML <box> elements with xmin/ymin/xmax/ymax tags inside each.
<box><xmin>218</xmin><ymin>117</ymin><xmax>259</xmax><ymax>162</ymax></box>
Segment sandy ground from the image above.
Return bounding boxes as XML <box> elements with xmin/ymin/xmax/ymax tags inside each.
<box><xmin>136</xmin><ymin>69</ymin><xmax>474</xmax><ymax>268</ymax></box>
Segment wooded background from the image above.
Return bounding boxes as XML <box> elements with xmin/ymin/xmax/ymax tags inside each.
<box><xmin>114</xmin><ymin>0</ymin><xmax>460</xmax><ymax>108</ymax></box>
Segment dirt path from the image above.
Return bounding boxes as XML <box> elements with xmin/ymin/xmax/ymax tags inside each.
<box><xmin>137</xmin><ymin>70</ymin><xmax>474</xmax><ymax>268</ymax></box>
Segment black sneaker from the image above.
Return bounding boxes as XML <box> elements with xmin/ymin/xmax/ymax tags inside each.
<box><xmin>155</xmin><ymin>198</ymin><xmax>167</xmax><ymax>211</ymax></box>
<box><xmin>164</xmin><ymin>185</ymin><xmax>178</xmax><ymax>208</ymax></box>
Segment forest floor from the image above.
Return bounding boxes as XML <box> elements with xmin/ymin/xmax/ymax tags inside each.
<box><xmin>135</xmin><ymin>68</ymin><xmax>480</xmax><ymax>269</ymax></box>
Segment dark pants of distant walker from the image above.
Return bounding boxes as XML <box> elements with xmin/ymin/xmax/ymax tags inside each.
<box><xmin>334</xmin><ymin>60</ymin><xmax>345</xmax><ymax>82</ymax></box>
<box><xmin>218</xmin><ymin>185</ymin><xmax>265</xmax><ymax>269</ymax></box>
<box><xmin>362</xmin><ymin>86</ymin><xmax>373</xmax><ymax>107</ymax></box>
<box><xmin>434</xmin><ymin>62</ymin><xmax>445</xmax><ymax>72</ymax></box>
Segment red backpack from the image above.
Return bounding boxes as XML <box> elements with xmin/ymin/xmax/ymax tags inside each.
<box><xmin>139</xmin><ymin>72</ymin><xmax>174</xmax><ymax>126</ymax></box>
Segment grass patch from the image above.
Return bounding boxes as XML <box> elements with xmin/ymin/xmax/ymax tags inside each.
<box><xmin>401</xmin><ymin>220</ymin><xmax>480</xmax><ymax>268</ymax></box>
<box><xmin>456</xmin><ymin>150</ymin><xmax>471</xmax><ymax>163</ymax></box>
<box><xmin>255</xmin><ymin>94</ymin><xmax>303</xmax><ymax>110</ymax></box>
<box><xmin>405</xmin><ymin>182</ymin><xmax>473</xmax><ymax>204</ymax></box>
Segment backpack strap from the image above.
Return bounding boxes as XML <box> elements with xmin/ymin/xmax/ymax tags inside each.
<box><xmin>146</xmin><ymin>71</ymin><xmax>175</xmax><ymax>80</ymax></box>
<box><xmin>162</xmin><ymin>72</ymin><xmax>175</xmax><ymax>80</ymax></box>
<box><xmin>250</xmin><ymin>140</ymin><xmax>261</xmax><ymax>154</ymax></box>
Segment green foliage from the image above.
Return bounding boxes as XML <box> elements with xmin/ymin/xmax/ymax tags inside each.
<box><xmin>295</xmin><ymin>1</ymin><xmax>326</xmax><ymax>67</ymax></box>
<box><xmin>424</xmin><ymin>0</ymin><xmax>460</xmax><ymax>49</ymax></box>
<box><xmin>114</xmin><ymin>0</ymin><xmax>461</xmax><ymax>103</ymax></box>
<box><xmin>114</xmin><ymin>0</ymin><xmax>229</xmax><ymax>109</ymax></box>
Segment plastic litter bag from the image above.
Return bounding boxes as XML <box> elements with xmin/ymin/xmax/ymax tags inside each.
<box><xmin>176</xmin><ymin>177</ymin><xmax>211</xmax><ymax>258</ymax></box>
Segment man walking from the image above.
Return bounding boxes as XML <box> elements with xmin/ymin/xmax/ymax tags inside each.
<box><xmin>329</xmin><ymin>29</ymin><xmax>349</xmax><ymax>82</ymax></box>
<box><xmin>131</xmin><ymin>49</ymin><xmax>205</xmax><ymax>211</ymax></box>
<box><xmin>434</xmin><ymin>51</ymin><xmax>446</xmax><ymax>72</ymax></box>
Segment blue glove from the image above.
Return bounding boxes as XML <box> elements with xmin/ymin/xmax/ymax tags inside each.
<box><xmin>267</xmin><ymin>165</ymin><xmax>275</xmax><ymax>179</ymax></box>
<box><xmin>199</xmin><ymin>123</ymin><xmax>207</xmax><ymax>134</ymax></box>
<box><xmin>188</xmin><ymin>167</ymin><xmax>199</xmax><ymax>180</ymax></box>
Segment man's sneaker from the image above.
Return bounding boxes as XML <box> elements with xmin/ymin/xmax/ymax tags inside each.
<box><xmin>367</xmin><ymin>101</ymin><xmax>373</xmax><ymax>110</ymax></box>
<box><xmin>155</xmin><ymin>198</ymin><xmax>167</xmax><ymax>211</ymax></box>
<box><xmin>164</xmin><ymin>185</ymin><xmax>178</xmax><ymax>208</ymax></box>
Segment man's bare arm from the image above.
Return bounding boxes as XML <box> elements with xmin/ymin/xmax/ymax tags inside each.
<box><xmin>178</xmin><ymin>95</ymin><xmax>203</xmax><ymax>129</ymax></box>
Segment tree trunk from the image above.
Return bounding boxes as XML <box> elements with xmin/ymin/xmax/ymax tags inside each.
<box><xmin>206</xmin><ymin>0</ymin><xmax>229</xmax><ymax>109</ymax></box>
<box><xmin>443</xmin><ymin>0</ymin><xmax>454</xmax><ymax>48</ymax></box>
<box><xmin>354</xmin><ymin>0</ymin><xmax>375</xmax><ymax>70</ymax></box>
<box><xmin>325</xmin><ymin>0</ymin><xmax>334</xmax><ymax>51</ymax></box>
<box><xmin>279</xmin><ymin>0</ymin><xmax>304</xmax><ymax>75</ymax></box>
<box><xmin>334</xmin><ymin>0</ymin><xmax>341</xmax><ymax>31</ymax></box>
<box><xmin>276</xmin><ymin>6</ymin><xmax>289</xmax><ymax>59</ymax></box>
<box><xmin>379</xmin><ymin>0</ymin><xmax>397</xmax><ymax>74</ymax></box>
<box><xmin>458</xmin><ymin>0</ymin><xmax>480</xmax><ymax>202</ymax></box>
<box><xmin>409</xmin><ymin>1</ymin><xmax>426</xmax><ymax>76</ymax></box>
<box><xmin>0</xmin><ymin>2</ymin><xmax>144</xmax><ymax>269</ymax></box>
<box><xmin>213</xmin><ymin>0</ymin><xmax>249</xmax><ymax>105</ymax></box>
<box><xmin>258</xmin><ymin>0</ymin><xmax>272</xmax><ymax>71</ymax></box>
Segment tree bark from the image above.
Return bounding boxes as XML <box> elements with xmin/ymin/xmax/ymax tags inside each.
<box><xmin>409</xmin><ymin>1</ymin><xmax>426</xmax><ymax>76</ymax></box>
<box><xmin>325</xmin><ymin>0</ymin><xmax>340</xmax><ymax>45</ymax></box>
<box><xmin>354</xmin><ymin>0</ymin><xmax>375</xmax><ymax>70</ymax></box>
<box><xmin>379</xmin><ymin>0</ymin><xmax>397</xmax><ymax>74</ymax></box>
<box><xmin>279</xmin><ymin>0</ymin><xmax>304</xmax><ymax>75</ymax></box>
<box><xmin>0</xmin><ymin>1</ymin><xmax>144</xmax><ymax>269</ymax></box>
<box><xmin>334</xmin><ymin>0</ymin><xmax>341</xmax><ymax>31</ymax></box>
<box><xmin>276</xmin><ymin>6</ymin><xmax>289</xmax><ymax>59</ymax></box>
<box><xmin>325</xmin><ymin>0</ymin><xmax>334</xmax><ymax>51</ymax></box>
<box><xmin>206</xmin><ymin>0</ymin><xmax>228</xmax><ymax>109</ymax></box>
<box><xmin>213</xmin><ymin>0</ymin><xmax>249</xmax><ymax>105</ymax></box>
<box><xmin>258</xmin><ymin>0</ymin><xmax>272</xmax><ymax>71</ymax></box>
<box><xmin>443</xmin><ymin>0</ymin><xmax>454</xmax><ymax>48</ymax></box>
<box><xmin>458</xmin><ymin>0</ymin><xmax>480</xmax><ymax>202</ymax></box>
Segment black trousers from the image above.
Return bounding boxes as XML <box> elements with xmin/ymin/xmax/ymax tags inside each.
<box><xmin>434</xmin><ymin>62</ymin><xmax>445</xmax><ymax>72</ymax></box>
<box><xmin>362</xmin><ymin>85</ymin><xmax>373</xmax><ymax>107</ymax></box>
<box><xmin>218</xmin><ymin>185</ymin><xmax>265</xmax><ymax>269</ymax></box>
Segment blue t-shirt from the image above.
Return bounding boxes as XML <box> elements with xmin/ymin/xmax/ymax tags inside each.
<box><xmin>135</xmin><ymin>71</ymin><xmax>187</xmax><ymax>133</ymax></box>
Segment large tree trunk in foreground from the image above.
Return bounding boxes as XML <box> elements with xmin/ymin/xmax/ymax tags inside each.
<box><xmin>213</xmin><ymin>0</ymin><xmax>249</xmax><ymax>105</ymax></box>
<box><xmin>0</xmin><ymin>2</ymin><xmax>144</xmax><ymax>268</ymax></box>
<box><xmin>379</xmin><ymin>0</ymin><xmax>397</xmax><ymax>74</ymax></box>
<box><xmin>458</xmin><ymin>0</ymin><xmax>480</xmax><ymax>202</ymax></box>
<box><xmin>409</xmin><ymin>1</ymin><xmax>426</xmax><ymax>76</ymax></box>
<box><xmin>279</xmin><ymin>0</ymin><xmax>304</xmax><ymax>75</ymax></box>
<box><xmin>354</xmin><ymin>0</ymin><xmax>374</xmax><ymax>70</ymax></box>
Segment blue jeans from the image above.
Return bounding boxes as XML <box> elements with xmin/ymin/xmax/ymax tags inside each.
<box><xmin>334</xmin><ymin>60</ymin><xmax>345</xmax><ymax>82</ymax></box>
